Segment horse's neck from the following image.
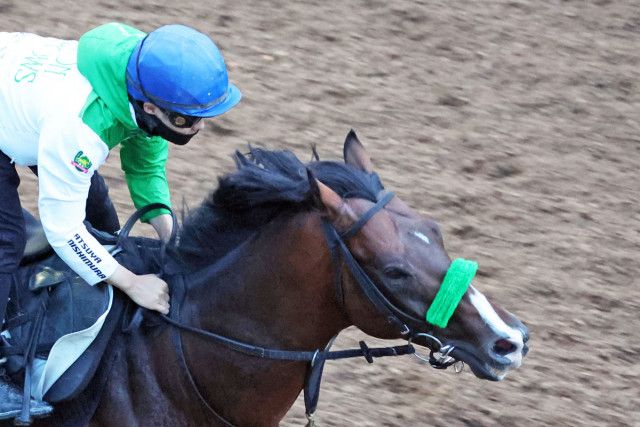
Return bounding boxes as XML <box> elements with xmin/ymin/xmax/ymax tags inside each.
<box><xmin>94</xmin><ymin>214</ymin><xmax>350</xmax><ymax>426</ymax></box>
<box><xmin>184</xmin><ymin>212</ymin><xmax>349</xmax><ymax>348</ymax></box>
<box><xmin>165</xmin><ymin>213</ymin><xmax>349</xmax><ymax>425</ymax></box>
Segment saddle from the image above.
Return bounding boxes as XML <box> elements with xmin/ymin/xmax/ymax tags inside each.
<box><xmin>21</xmin><ymin>209</ymin><xmax>53</xmax><ymax>265</ymax></box>
<box><xmin>1</xmin><ymin>208</ymin><xmax>167</xmax><ymax>409</ymax></box>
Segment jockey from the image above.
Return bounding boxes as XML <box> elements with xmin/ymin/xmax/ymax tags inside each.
<box><xmin>0</xmin><ymin>23</ymin><xmax>241</xmax><ymax>418</ymax></box>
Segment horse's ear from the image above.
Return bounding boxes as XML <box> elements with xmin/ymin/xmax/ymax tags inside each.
<box><xmin>307</xmin><ymin>169</ymin><xmax>341</xmax><ymax>212</ymax></box>
<box><xmin>343</xmin><ymin>129</ymin><xmax>374</xmax><ymax>173</ymax></box>
<box><xmin>316</xmin><ymin>179</ymin><xmax>358</xmax><ymax>223</ymax></box>
<box><xmin>316</xmin><ymin>180</ymin><xmax>343</xmax><ymax>217</ymax></box>
<box><xmin>307</xmin><ymin>169</ymin><xmax>356</xmax><ymax>222</ymax></box>
<box><xmin>307</xmin><ymin>168</ymin><xmax>323</xmax><ymax>209</ymax></box>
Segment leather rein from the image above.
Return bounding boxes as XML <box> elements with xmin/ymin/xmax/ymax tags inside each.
<box><xmin>120</xmin><ymin>196</ymin><xmax>455</xmax><ymax>425</ymax></box>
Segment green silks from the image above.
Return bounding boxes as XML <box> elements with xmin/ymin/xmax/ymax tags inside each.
<box><xmin>425</xmin><ymin>258</ymin><xmax>478</xmax><ymax>328</ymax></box>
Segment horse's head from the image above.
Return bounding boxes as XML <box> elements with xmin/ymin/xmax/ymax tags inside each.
<box><xmin>312</xmin><ymin>131</ymin><xmax>528</xmax><ymax>381</ymax></box>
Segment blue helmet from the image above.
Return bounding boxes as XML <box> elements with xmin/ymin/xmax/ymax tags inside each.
<box><xmin>126</xmin><ymin>24</ymin><xmax>241</xmax><ymax>117</ymax></box>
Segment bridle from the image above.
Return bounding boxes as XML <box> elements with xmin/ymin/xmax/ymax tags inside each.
<box><xmin>323</xmin><ymin>191</ymin><xmax>433</xmax><ymax>335</ymax></box>
<box><xmin>120</xmin><ymin>198</ymin><xmax>461</xmax><ymax>426</ymax></box>
<box><xmin>320</xmin><ymin>191</ymin><xmax>461</xmax><ymax>368</ymax></box>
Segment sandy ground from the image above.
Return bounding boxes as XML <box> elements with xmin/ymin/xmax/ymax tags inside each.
<box><xmin>2</xmin><ymin>0</ymin><xmax>639</xmax><ymax>426</ymax></box>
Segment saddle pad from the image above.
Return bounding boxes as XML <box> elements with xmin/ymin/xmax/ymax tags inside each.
<box><xmin>4</xmin><ymin>246</ymin><xmax>117</xmax><ymax>402</ymax></box>
<box><xmin>29</xmin><ymin>285</ymin><xmax>113</xmax><ymax>401</ymax></box>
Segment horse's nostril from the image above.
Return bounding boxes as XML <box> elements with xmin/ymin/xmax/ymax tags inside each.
<box><xmin>493</xmin><ymin>338</ymin><xmax>517</xmax><ymax>356</ymax></box>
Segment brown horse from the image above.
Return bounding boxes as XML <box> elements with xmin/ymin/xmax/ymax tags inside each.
<box><xmin>39</xmin><ymin>131</ymin><xmax>527</xmax><ymax>426</ymax></box>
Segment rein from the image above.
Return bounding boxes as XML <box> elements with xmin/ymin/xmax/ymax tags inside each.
<box><xmin>120</xmin><ymin>198</ymin><xmax>458</xmax><ymax>426</ymax></box>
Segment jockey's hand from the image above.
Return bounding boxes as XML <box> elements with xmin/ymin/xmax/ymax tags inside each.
<box><xmin>106</xmin><ymin>265</ymin><xmax>170</xmax><ymax>314</ymax></box>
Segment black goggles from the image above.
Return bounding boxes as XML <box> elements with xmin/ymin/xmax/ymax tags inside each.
<box><xmin>160</xmin><ymin>108</ymin><xmax>203</xmax><ymax>128</ymax></box>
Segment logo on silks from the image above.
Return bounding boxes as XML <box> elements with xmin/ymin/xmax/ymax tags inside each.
<box><xmin>71</xmin><ymin>151</ymin><xmax>92</xmax><ymax>173</ymax></box>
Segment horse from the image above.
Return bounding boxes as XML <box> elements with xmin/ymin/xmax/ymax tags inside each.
<box><xmin>27</xmin><ymin>130</ymin><xmax>527</xmax><ymax>426</ymax></box>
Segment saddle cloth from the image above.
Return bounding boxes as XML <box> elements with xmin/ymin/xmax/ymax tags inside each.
<box><xmin>1</xmin><ymin>212</ymin><xmax>163</xmax><ymax>404</ymax></box>
<box><xmin>2</xmin><ymin>250</ymin><xmax>119</xmax><ymax>402</ymax></box>
<box><xmin>30</xmin><ymin>286</ymin><xmax>113</xmax><ymax>401</ymax></box>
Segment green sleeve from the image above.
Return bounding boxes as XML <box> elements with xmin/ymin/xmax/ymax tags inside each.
<box><xmin>120</xmin><ymin>135</ymin><xmax>171</xmax><ymax>222</ymax></box>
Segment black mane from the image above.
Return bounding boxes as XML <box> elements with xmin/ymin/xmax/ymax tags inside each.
<box><xmin>176</xmin><ymin>147</ymin><xmax>384</xmax><ymax>269</ymax></box>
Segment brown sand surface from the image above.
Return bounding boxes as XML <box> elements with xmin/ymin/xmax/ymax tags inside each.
<box><xmin>2</xmin><ymin>0</ymin><xmax>639</xmax><ymax>425</ymax></box>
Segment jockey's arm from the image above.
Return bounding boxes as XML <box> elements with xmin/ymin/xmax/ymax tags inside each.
<box><xmin>119</xmin><ymin>134</ymin><xmax>172</xmax><ymax>236</ymax></box>
<box><xmin>149</xmin><ymin>213</ymin><xmax>173</xmax><ymax>242</ymax></box>
<box><xmin>37</xmin><ymin>117</ymin><xmax>169</xmax><ymax>314</ymax></box>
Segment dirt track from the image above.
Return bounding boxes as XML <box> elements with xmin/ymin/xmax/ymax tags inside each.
<box><xmin>3</xmin><ymin>0</ymin><xmax>639</xmax><ymax>426</ymax></box>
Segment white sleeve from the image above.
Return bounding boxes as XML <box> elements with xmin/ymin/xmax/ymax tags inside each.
<box><xmin>37</xmin><ymin>117</ymin><xmax>119</xmax><ymax>285</ymax></box>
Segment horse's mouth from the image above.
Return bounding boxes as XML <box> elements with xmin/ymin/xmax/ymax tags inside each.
<box><xmin>447</xmin><ymin>343</ymin><xmax>527</xmax><ymax>381</ymax></box>
<box><xmin>409</xmin><ymin>335</ymin><xmax>528</xmax><ymax>381</ymax></box>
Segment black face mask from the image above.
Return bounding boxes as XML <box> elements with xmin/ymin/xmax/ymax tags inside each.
<box><xmin>131</xmin><ymin>100</ymin><xmax>198</xmax><ymax>146</ymax></box>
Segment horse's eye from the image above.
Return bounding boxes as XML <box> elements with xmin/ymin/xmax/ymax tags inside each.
<box><xmin>383</xmin><ymin>266</ymin><xmax>412</xmax><ymax>280</ymax></box>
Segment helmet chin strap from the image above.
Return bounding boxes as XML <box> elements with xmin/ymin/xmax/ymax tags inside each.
<box><xmin>131</xmin><ymin>100</ymin><xmax>198</xmax><ymax>145</ymax></box>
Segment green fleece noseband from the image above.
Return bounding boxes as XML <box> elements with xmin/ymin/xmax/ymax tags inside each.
<box><xmin>425</xmin><ymin>258</ymin><xmax>478</xmax><ymax>328</ymax></box>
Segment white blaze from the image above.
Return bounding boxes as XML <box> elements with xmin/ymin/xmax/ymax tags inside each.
<box><xmin>412</xmin><ymin>230</ymin><xmax>431</xmax><ymax>245</ymax></box>
<box><xmin>468</xmin><ymin>285</ymin><xmax>524</xmax><ymax>370</ymax></box>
